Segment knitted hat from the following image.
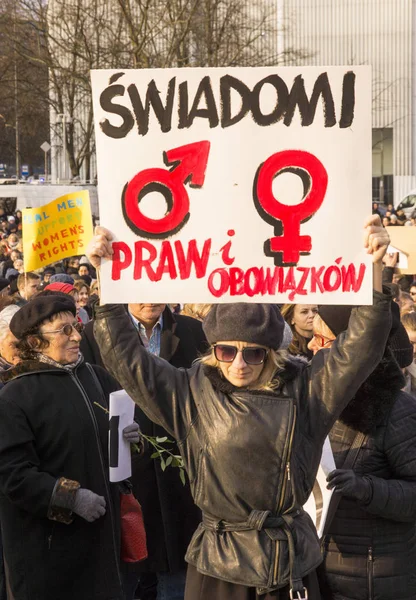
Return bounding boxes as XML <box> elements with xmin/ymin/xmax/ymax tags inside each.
<box><xmin>280</xmin><ymin>321</ymin><xmax>293</xmax><ymax>350</ymax></box>
<box><xmin>5</xmin><ymin>268</ymin><xmax>19</xmax><ymax>281</ymax></box>
<box><xmin>45</xmin><ymin>282</ymin><xmax>75</xmax><ymax>295</ymax></box>
<box><xmin>203</xmin><ymin>303</ymin><xmax>286</xmax><ymax>350</ymax></box>
<box><xmin>49</xmin><ymin>273</ymin><xmax>74</xmax><ymax>285</ymax></box>
<box><xmin>10</xmin><ymin>293</ymin><xmax>76</xmax><ymax>339</ymax></box>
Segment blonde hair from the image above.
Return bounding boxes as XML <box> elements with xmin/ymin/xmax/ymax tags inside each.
<box><xmin>74</xmin><ymin>280</ymin><xmax>90</xmax><ymax>295</ymax></box>
<box><xmin>181</xmin><ymin>303</ymin><xmax>212</xmax><ymax>321</ymax></box>
<box><xmin>402</xmin><ymin>311</ymin><xmax>416</xmax><ymax>333</ymax></box>
<box><xmin>198</xmin><ymin>345</ymin><xmax>289</xmax><ymax>391</ymax></box>
<box><xmin>280</xmin><ymin>304</ymin><xmax>309</xmax><ymax>356</ymax></box>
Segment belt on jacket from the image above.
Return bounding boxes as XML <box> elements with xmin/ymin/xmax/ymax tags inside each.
<box><xmin>202</xmin><ymin>509</ymin><xmax>307</xmax><ymax>598</ymax></box>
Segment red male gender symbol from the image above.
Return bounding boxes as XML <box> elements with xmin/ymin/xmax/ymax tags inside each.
<box><xmin>122</xmin><ymin>141</ymin><xmax>211</xmax><ymax>239</ymax></box>
<box><xmin>254</xmin><ymin>150</ymin><xmax>328</xmax><ymax>265</ymax></box>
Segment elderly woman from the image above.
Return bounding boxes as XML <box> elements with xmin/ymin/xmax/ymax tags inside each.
<box><xmin>0</xmin><ymin>305</ymin><xmax>20</xmax><ymax>372</ymax></box>
<box><xmin>0</xmin><ymin>293</ymin><xmax>141</xmax><ymax>600</ymax></box>
<box><xmin>308</xmin><ymin>302</ymin><xmax>416</xmax><ymax>600</ymax></box>
<box><xmin>88</xmin><ymin>216</ymin><xmax>391</xmax><ymax>600</ymax></box>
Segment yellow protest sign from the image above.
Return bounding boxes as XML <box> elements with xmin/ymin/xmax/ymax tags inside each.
<box><xmin>22</xmin><ymin>190</ymin><xmax>93</xmax><ymax>272</ymax></box>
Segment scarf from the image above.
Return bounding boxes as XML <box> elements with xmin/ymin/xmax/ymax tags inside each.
<box><xmin>37</xmin><ymin>353</ymin><xmax>83</xmax><ymax>372</ymax></box>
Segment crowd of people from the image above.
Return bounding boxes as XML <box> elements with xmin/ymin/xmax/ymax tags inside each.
<box><xmin>373</xmin><ymin>201</ymin><xmax>416</xmax><ymax>227</ymax></box>
<box><xmin>0</xmin><ymin>211</ymin><xmax>413</xmax><ymax>600</ymax></box>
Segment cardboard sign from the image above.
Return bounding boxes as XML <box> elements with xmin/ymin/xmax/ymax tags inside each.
<box><xmin>22</xmin><ymin>191</ymin><xmax>93</xmax><ymax>272</ymax></box>
<box><xmin>91</xmin><ymin>66</ymin><xmax>372</xmax><ymax>304</ymax></box>
<box><xmin>109</xmin><ymin>390</ymin><xmax>136</xmax><ymax>482</ymax></box>
<box><xmin>385</xmin><ymin>227</ymin><xmax>416</xmax><ymax>274</ymax></box>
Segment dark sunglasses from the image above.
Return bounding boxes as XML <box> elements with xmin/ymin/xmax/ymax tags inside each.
<box><xmin>42</xmin><ymin>322</ymin><xmax>84</xmax><ymax>337</ymax></box>
<box><xmin>214</xmin><ymin>344</ymin><xmax>268</xmax><ymax>365</ymax></box>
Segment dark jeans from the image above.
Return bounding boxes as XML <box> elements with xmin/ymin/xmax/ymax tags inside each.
<box><xmin>157</xmin><ymin>570</ymin><xmax>186</xmax><ymax>600</ymax></box>
<box><xmin>139</xmin><ymin>570</ymin><xmax>186</xmax><ymax>600</ymax></box>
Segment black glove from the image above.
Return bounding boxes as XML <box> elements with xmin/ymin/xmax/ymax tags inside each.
<box><xmin>326</xmin><ymin>469</ymin><xmax>372</xmax><ymax>504</ymax></box>
<box><xmin>72</xmin><ymin>488</ymin><xmax>106</xmax><ymax>522</ymax></box>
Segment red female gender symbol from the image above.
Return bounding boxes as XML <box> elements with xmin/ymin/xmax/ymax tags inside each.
<box><xmin>254</xmin><ymin>150</ymin><xmax>328</xmax><ymax>265</ymax></box>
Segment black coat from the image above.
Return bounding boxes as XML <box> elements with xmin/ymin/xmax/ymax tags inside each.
<box><xmin>93</xmin><ymin>294</ymin><xmax>391</xmax><ymax>594</ymax></box>
<box><xmin>320</xmin><ymin>356</ymin><xmax>416</xmax><ymax>600</ymax></box>
<box><xmin>0</xmin><ymin>359</ymin><xmax>123</xmax><ymax>600</ymax></box>
<box><xmin>81</xmin><ymin>307</ymin><xmax>208</xmax><ymax>573</ymax></box>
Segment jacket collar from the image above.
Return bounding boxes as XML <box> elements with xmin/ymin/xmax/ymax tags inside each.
<box><xmin>0</xmin><ymin>357</ymin><xmax>84</xmax><ymax>384</ymax></box>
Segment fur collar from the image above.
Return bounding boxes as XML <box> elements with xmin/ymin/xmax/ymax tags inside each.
<box><xmin>202</xmin><ymin>356</ymin><xmax>305</xmax><ymax>396</ymax></box>
<box><xmin>338</xmin><ymin>352</ymin><xmax>405</xmax><ymax>433</ymax></box>
<box><xmin>0</xmin><ymin>359</ymin><xmax>80</xmax><ymax>384</ymax></box>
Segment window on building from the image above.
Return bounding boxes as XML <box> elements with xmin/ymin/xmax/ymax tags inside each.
<box><xmin>372</xmin><ymin>128</ymin><xmax>393</xmax><ymax>205</ymax></box>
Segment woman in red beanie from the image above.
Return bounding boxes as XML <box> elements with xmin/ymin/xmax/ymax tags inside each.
<box><xmin>88</xmin><ymin>216</ymin><xmax>391</xmax><ymax>600</ymax></box>
<box><xmin>44</xmin><ymin>282</ymin><xmax>89</xmax><ymax>324</ymax></box>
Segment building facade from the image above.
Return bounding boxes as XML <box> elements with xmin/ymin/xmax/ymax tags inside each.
<box><xmin>280</xmin><ymin>0</ymin><xmax>416</xmax><ymax>204</ymax></box>
<box><xmin>49</xmin><ymin>0</ymin><xmax>416</xmax><ymax>205</ymax></box>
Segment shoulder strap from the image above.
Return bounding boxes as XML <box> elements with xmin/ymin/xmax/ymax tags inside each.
<box><xmin>321</xmin><ymin>430</ymin><xmax>367</xmax><ymax>539</ymax></box>
<box><xmin>342</xmin><ymin>430</ymin><xmax>367</xmax><ymax>470</ymax></box>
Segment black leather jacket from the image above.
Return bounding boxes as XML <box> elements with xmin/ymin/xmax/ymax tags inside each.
<box><xmin>94</xmin><ymin>293</ymin><xmax>391</xmax><ymax>594</ymax></box>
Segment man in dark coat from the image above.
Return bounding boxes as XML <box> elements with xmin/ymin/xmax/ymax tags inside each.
<box><xmin>80</xmin><ymin>303</ymin><xmax>208</xmax><ymax>600</ymax></box>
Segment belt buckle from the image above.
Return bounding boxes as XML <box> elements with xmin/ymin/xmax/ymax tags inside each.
<box><xmin>289</xmin><ymin>588</ymin><xmax>308</xmax><ymax>600</ymax></box>
<box><xmin>215</xmin><ymin>520</ymin><xmax>224</xmax><ymax>534</ymax></box>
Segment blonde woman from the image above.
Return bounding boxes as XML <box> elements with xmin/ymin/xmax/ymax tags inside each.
<box><xmin>88</xmin><ymin>216</ymin><xmax>391</xmax><ymax>600</ymax></box>
<box><xmin>181</xmin><ymin>304</ymin><xmax>212</xmax><ymax>321</ymax></box>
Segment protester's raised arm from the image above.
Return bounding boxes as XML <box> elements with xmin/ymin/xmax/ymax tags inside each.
<box><xmin>363</xmin><ymin>214</ymin><xmax>390</xmax><ymax>292</ymax></box>
<box><xmin>306</xmin><ymin>215</ymin><xmax>391</xmax><ymax>441</ymax></box>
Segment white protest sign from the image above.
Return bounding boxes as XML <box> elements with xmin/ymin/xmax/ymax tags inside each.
<box><xmin>109</xmin><ymin>390</ymin><xmax>136</xmax><ymax>482</ymax></box>
<box><xmin>303</xmin><ymin>437</ymin><xmax>336</xmax><ymax>538</ymax></box>
<box><xmin>91</xmin><ymin>66</ymin><xmax>372</xmax><ymax>304</ymax></box>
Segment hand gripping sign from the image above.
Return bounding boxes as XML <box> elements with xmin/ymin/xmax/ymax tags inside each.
<box><xmin>254</xmin><ymin>150</ymin><xmax>328</xmax><ymax>266</ymax></box>
<box><xmin>91</xmin><ymin>66</ymin><xmax>372</xmax><ymax>304</ymax></box>
<box><xmin>122</xmin><ymin>141</ymin><xmax>210</xmax><ymax>239</ymax></box>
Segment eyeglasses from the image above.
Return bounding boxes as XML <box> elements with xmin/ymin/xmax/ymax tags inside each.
<box><xmin>312</xmin><ymin>334</ymin><xmax>335</xmax><ymax>348</ymax></box>
<box><xmin>213</xmin><ymin>344</ymin><xmax>268</xmax><ymax>365</ymax></box>
<box><xmin>42</xmin><ymin>322</ymin><xmax>84</xmax><ymax>337</ymax></box>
